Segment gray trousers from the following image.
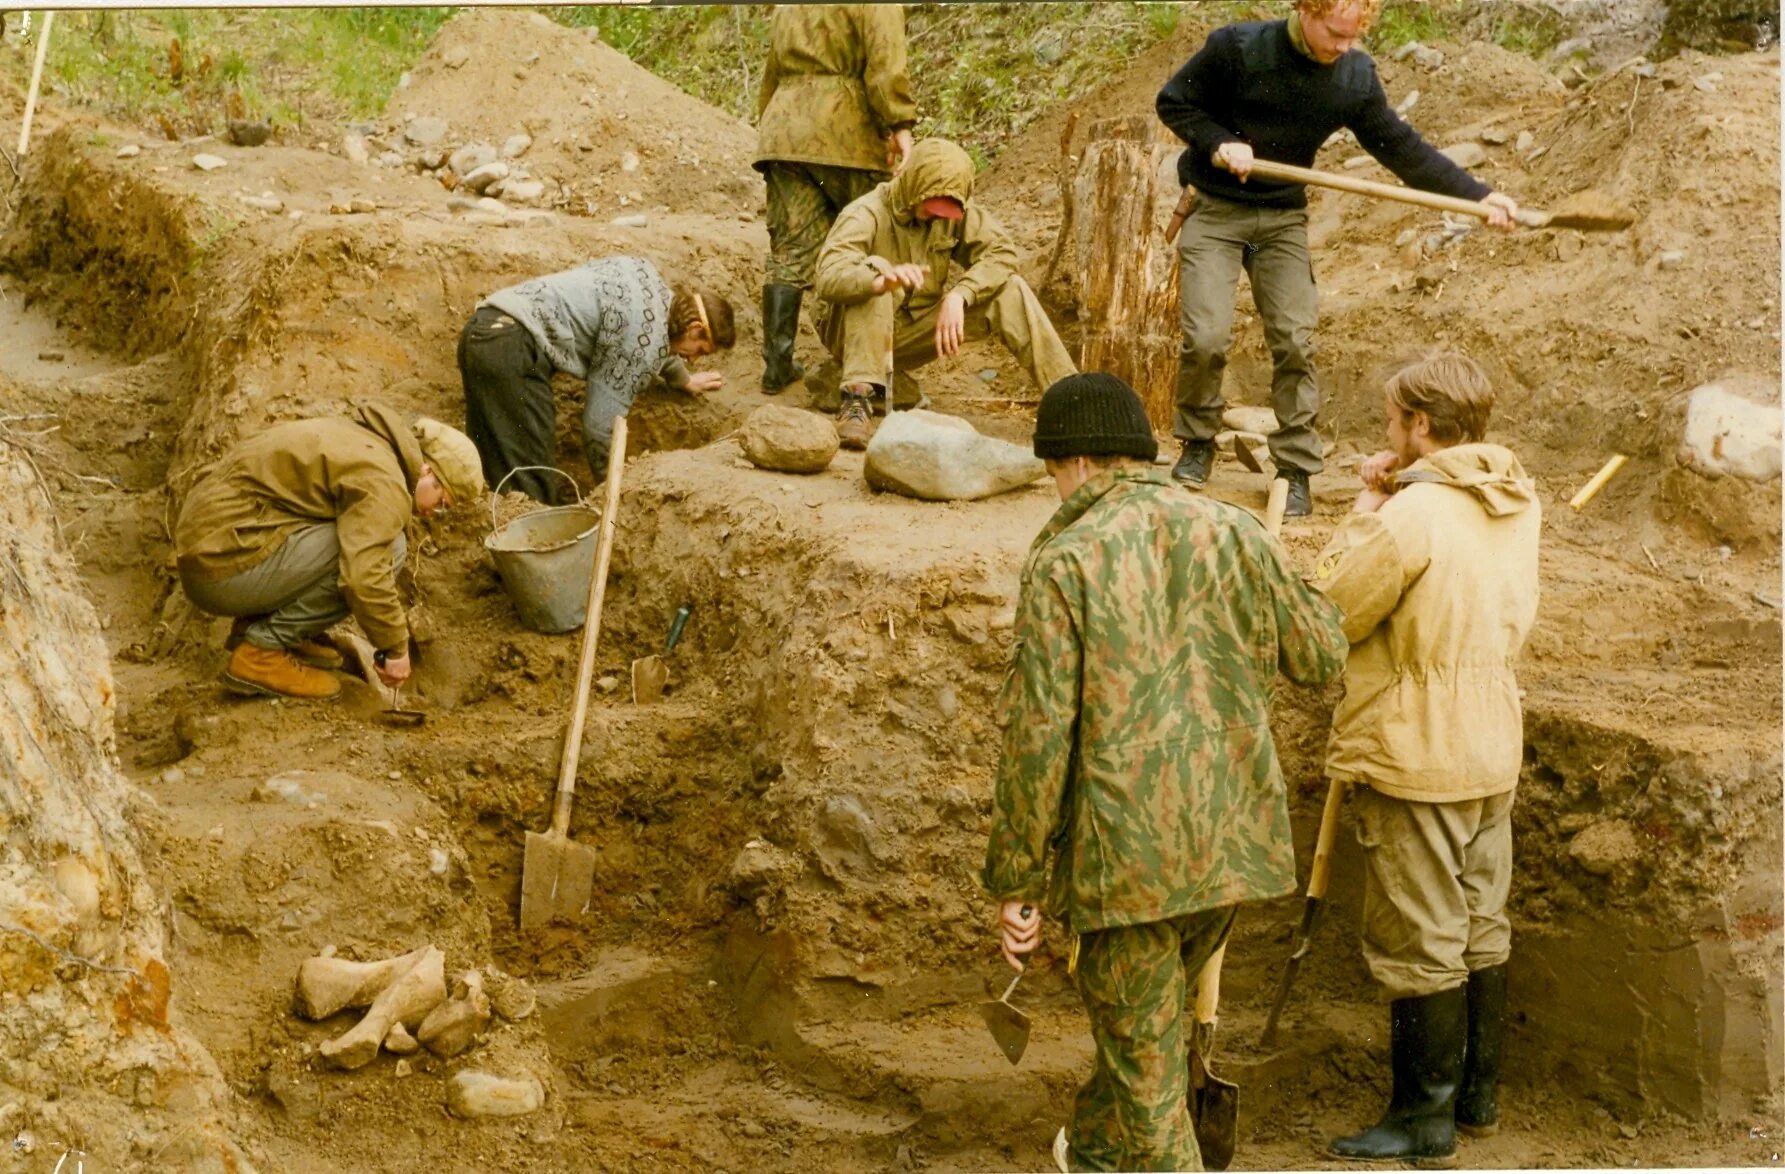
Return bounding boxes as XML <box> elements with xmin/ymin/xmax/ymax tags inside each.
<box><xmin>181</xmin><ymin>524</ymin><xmax>406</xmax><ymax>652</ymax></box>
<box><xmin>1175</xmin><ymin>193</ymin><xmax>1322</xmax><ymax>475</ymax></box>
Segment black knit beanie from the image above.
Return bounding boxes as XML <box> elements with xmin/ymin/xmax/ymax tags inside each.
<box><xmin>1032</xmin><ymin>372</ymin><xmax>1159</xmax><ymax>462</ymax></box>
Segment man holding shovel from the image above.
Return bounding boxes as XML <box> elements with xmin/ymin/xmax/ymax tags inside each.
<box><xmin>1156</xmin><ymin>0</ymin><xmax>1519</xmax><ymax>518</ymax></box>
<box><xmin>984</xmin><ymin>373</ymin><xmax>1347</xmax><ymax>1172</ymax></box>
<box><xmin>1312</xmin><ymin>352</ymin><xmax>1539</xmax><ymax>1164</ymax></box>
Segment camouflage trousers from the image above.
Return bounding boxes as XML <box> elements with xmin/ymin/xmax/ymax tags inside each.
<box><xmin>763</xmin><ymin>161</ymin><xmax>885</xmax><ymax>288</ymax></box>
<box><xmin>1065</xmin><ymin>906</ymin><xmax>1237</xmax><ymax>1173</ymax></box>
<box><xmin>812</xmin><ymin>275</ymin><xmax>1077</xmax><ymax>395</ymax></box>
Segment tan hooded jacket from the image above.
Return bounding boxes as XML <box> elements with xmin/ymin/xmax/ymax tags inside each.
<box><xmin>813</xmin><ymin>139</ymin><xmax>1019</xmax><ymax>316</ymax></box>
<box><xmin>1313</xmin><ymin>444</ymin><xmax>1541</xmax><ymax>802</ymax></box>
<box><xmin>174</xmin><ymin>402</ymin><xmax>421</xmax><ymax>652</ymax></box>
<box><xmin>755</xmin><ymin>4</ymin><xmax>916</xmax><ymax>173</ymax></box>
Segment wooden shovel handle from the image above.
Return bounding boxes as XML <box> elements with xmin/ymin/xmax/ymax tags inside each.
<box><xmin>1194</xmin><ymin>941</ymin><xmax>1226</xmax><ymax>1025</ymax></box>
<box><xmin>550</xmin><ymin>416</ymin><xmax>628</xmax><ymax>835</ymax></box>
<box><xmin>1264</xmin><ymin>477</ymin><xmax>1290</xmax><ymax>538</ymax></box>
<box><xmin>1245</xmin><ymin>157</ymin><xmax>1505</xmax><ymax>223</ymax></box>
<box><xmin>1306</xmin><ymin>780</ymin><xmax>1347</xmax><ymax>902</ymax></box>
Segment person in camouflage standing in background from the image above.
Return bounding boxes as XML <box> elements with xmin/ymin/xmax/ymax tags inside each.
<box><xmin>753</xmin><ymin>4</ymin><xmax>916</xmax><ymax>395</ymax></box>
<box><xmin>984</xmin><ymin>372</ymin><xmax>1348</xmax><ymax>1173</ymax></box>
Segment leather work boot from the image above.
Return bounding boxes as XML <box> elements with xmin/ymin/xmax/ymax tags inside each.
<box><xmin>1278</xmin><ymin>468</ymin><xmax>1313</xmax><ymax>518</ymax></box>
<box><xmin>222</xmin><ymin>644</ymin><xmax>342</xmax><ymax>700</ymax></box>
<box><xmin>836</xmin><ymin>389</ymin><xmax>875</xmax><ymax>451</ymax></box>
<box><xmin>1328</xmin><ymin>985</ymin><xmax>1467</xmax><ymax>1167</ymax></box>
<box><xmin>1172</xmin><ymin>439</ymin><xmax>1215</xmax><ymax>487</ymax></box>
<box><xmin>1456</xmin><ymin>965</ymin><xmax>1508</xmax><ymax>1138</ymax></box>
<box><xmin>760</xmin><ymin>283</ymin><xmax>806</xmax><ymax>394</ymax></box>
<box><xmin>291</xmin><ymin>637</ymin><xmax>345</xmax><ymax>671</ymax></box>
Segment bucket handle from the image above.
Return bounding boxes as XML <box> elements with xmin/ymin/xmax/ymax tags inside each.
<box><xmin>490</xmin><ymin>466</ymin><xmax>585</xmax><ymax>529</ymax></box>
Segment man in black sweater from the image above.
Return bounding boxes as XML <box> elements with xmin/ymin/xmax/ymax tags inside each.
<box><xmin>1156</xmin><ymin>0</ymin><xmax>1517</xmax><ymax>518</ymax></box>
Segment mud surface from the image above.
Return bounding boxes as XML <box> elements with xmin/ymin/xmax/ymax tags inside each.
<box><xmin>0</xmin><ymin>9</ymin><xmax>1779</xmax><ymax>1171</ymax></box>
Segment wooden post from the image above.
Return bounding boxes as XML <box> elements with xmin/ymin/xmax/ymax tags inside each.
<box><xmin>1073</xmin><ymin>115</ymin><xmax>1183</xmax><ymax>435</ymax></box>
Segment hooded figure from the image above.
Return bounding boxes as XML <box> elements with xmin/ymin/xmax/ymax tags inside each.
<box><xmin>1311</xmin><ymin>353</ymin><xmax>1540</xmax><ymax>1167</ymax></box>
<box><xmin>811</xmin><ymin>138</ymin><xmax>1076</xmax><ymax>449</ymax></box>
<box><xmin>174</xmin><ymin>402</ymin><xmax>482</xmax><ymax>701</ymax></box>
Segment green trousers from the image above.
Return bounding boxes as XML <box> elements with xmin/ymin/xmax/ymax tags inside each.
<box><xmin>1065</xmin><ymin>906</ymin><xmax>1237</xmax><ymax>1173</ymax></box>
<box><xmin>1175</xmin><ymin>192</ymin><xmax>1323</xmax><ymax>475</ymax></box>
<box><xmin>763</xmin><ymin>161</ymin><xmax>884</xmax><ymax>288</ymax></box>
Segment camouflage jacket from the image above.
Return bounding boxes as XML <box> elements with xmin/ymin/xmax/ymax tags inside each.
<box><xmin>755</xmin><ymin>4</ymin><xmax>916</xmax><ymax>173</ymax></box>
<box><xmin>982</xmin><ymin>468</ymin><xmax>1348</xmax><ymax>931</ymax></box>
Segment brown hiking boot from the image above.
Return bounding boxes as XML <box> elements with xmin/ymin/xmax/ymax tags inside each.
<box><xmin>836</xmin><ymin>392</ymin><xmax>874</xmax><ymax>451</ymax></box>
<box><xmin>222</xmin><ymin>644</ymin><xmax>341</xmax><ymax>700</ymax></box>
<box><xmin>291</xmin><ymin>637</ymin><xmax>344</xmax><ymax>671</ymax></box>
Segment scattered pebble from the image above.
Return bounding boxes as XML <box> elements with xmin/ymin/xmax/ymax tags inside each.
<box><xmin>350</xmin><ymin>198</ymin><xmax>377</xmax><ymax>214</ymax></box>
<box><xmin>1515</xmin><ymin>130</ymin><xmax>1535</xmax><ymax>153</ymax></box>
<box><xmin>977</xmin><ymin>368</ymin><xmax>999</xmax><ymax>382</ymax></box>
<box><xmin>376</xmin><ymin>151</ymin><xmax>405</xmax><ymax>169</ymax></box>
<box><xmin>446</xmin><ymin>1071</ymin><xmax>544</xmax><ymax>1119</ymax></box>
<box><xmin>429</xmin><ymin>848</ymin><xmax>449</xmax><ymax>876</ymax></box>
<box><xmin>240</xmin><ymin>193</ymin><xmax>285</xmax><ymax>213</ymax></box>
<box><xmin>405</xmin><ymin>117</ymin><xmax>449</xmax><ymax>147</ymax></box>
<box><xmin>596</xmin><ymin>675</ymin><xmax>621</xmax><ymax>693</ymax></box>
<box><xmin>1439</xmin><ymin>142</ymin><xmax>1488</xmax><ymax>169</ymax></box>
<box><xmin>503</xmin><ymin>133</ymin><xmax>533</xmax><ymax>159</ymax></box>
<box><xmin>1658</xmin><ymin>250</ymin><xmax>1686</xmax><ymax>269</ymax></box>
<box><xmin>611</xmin><ymin>213</ymin><xmax>649</xmax><ymax>228</ymax></box>
<box><xmin>343</xmin><ymin>134</ymin><xmax>370</xmax><ymax>166</ymax></box>
<box><xmin>1395</xmin><ymin>89</ymin><xmax>1420</xmax><ymax>116</ymax></box>
<box><xmin>160</xmin><ymin>766</ymin><xmax>186</xmax><ymax>785</ymax></box>
<box><xmin>1342</xmin><ymin>155</ymin><xmax>1374</xmax><ymax>170</ymax></box>
<box><xmin>462</xmin><ymin>161</ymin><xmax>510</xmax><ymax>193</ymax></box>
<box><xmin>1479</xmin><ymin>128</ymin><xmax>1509</xmax><ymax>145</ymax></box>
<box><xmin>191</xmin><ymin>154</ymin><xmax>228</xmax><ymax>172</ymax></box>
<box><xmin>621</xmin><ymin>151</ymin><xmax>640</xmax><ymax>172</ymax></box>
<box><xmin>116</xmin><ymin>144</ymin><xmax>141</xmax><ymax>159</ymax></box>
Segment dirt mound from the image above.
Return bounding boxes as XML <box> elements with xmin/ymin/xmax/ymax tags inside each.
<box><xmin>384</xmin><ymin>8</ymin><xmax>762</xmax><ymax>220</ymax></box>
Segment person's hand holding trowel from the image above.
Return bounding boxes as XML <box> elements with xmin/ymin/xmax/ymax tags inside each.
<box><xmin>998</xmin><ymin>899</ymin><xmax>1041</xmax><ymax>970</ymax></box>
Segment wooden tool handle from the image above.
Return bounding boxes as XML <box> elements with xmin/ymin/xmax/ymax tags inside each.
<box><xmin>1264</xmin><ymin>477</ymin><xmax>1290</xmax><ymax>537</ymax></box>
<box><xmin>1306</xmin><ymin>780</ymin><xmax>1347</xmax><ymax>902</ymax></box>
<box><xmin>1194</xmin><ymin>942</ymin><xmax>1226</xmax><ymax>1025</ymax></box>
<box><xmin>18</xmin><ymin>11</ymin><xmax>54</xmax><ymax>158</ymax></box>
<box><xmin>1246</xmin><ymin>157</ymin><xmax>1499</xmax><ymax>222</ymax></box>
<box><xmin>550</xmin><ymin>416</ymin><xmax>628</xmax><ymax>835</ymax></box>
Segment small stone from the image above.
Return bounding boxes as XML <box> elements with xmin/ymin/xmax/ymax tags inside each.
<box><xmin>1392</xmin><ymin>40</ymin><xmax>1422</xmax><ymax>62</ymax></box>
<box><xmin>376</xmin><ymin>151</ymin><xmax>405</xmax><ymax>169</ymax></box>
<box><xmin>611</xmin><ymin>213</ymin><xmax>648</xmax><ymax>228</ymax></box>
<box><xmin>1658</xmin><ymin>250</ymin><xmax>1686</xmax><ymax>269</ymax></box>
<box><xmin>1516</xmin><ymin>131</ymin><xmax>1535</xmax><ymax>153</ymax></box>
<box><xmin>446</xmin><ymin>1071</ymin><xmax>544</xmax><ymax>1119</ymax></box>
<box><xmin>348</xmin><ymin>198</ymin><xmax>376</xmax><ymax>214</ymax></box>
<box><xmin>462</xmin><ymin>161</ymin><xmax>510</xmax><ymax>193</ymax></box>
<box><xmin>486</xmin><ymin>970</ymin><xmax>537</xmax><ymax>1022</ymax></box>
<box><xmin>429</xmin><ymin>848</ymin><xmax>449</xmax><ymax>876</ymax></box>
<box><xmin>503</xmin><ymin>180</ymin><xmax>546</xmax><ymax>205</ymax></box>
<box><xmin>476</xmin><ymin>196</ymin><xmax>509</xmax><ymax>214</ymax></box>
<box><xmin>1394</xmin><ymin>228</ymin><xmax>1420</xmax><ymax>248</ymax></box>
<box><xmin>1411</xmin><ymin>45</ymin><xmax>1444</xmax><ymax>70</ymax></box>
<box><xmin>383</xmin><ymin>1022</ymin><xmax>421</xmax><ymax>1056</ymax></box>
<box><xmin>405</xmin><ymin>117</ymin><xmax>449</xmax><ymax>146</ymax></box>
<box><xmin>253</xmin><ymin>771</ymin><xmax>326</xmax><ymax>805</ymax></box>
<box><xmin>596</xmin><ymin>675</ymin><xmax>621</xmax><ymax>694</ymax></box>
<box><xmin>116</xmin><ymin>144</ymin><xmax>141</xmax><ymax>158</ymax></box>
<box><xmin>239</xmin><ymin>193</ymin><xmax>284</xmax><ymax>212</ymax></box>
<box><xmin>1569</xmin><ymin>820</ymin><xmax>1640</xmax><ymax>877</ymax></box>
<box><xmin>739</xmin><ymin>405</ymin><xmax>839</xmax><ymax>475</ymax></box>
<box><xmin>977</xmin><ymin>368</ymin><xmax>999</xmax><ymax>382</ymax></box>
<box><xmin>418</xmin><ymin>974</ymin><xmax>492</xmax><ymax>1059</ymax></box>
<box><xmin>395</xmin><ymin>1059</ymin><xmax>413</xmax><ymax>1077</ymax></box>
<box><xmin>1221</xmin><ymin>405</ymin><xmax>1277</xmax><ymax>436</ymax></box>
<box><xmin>443</xmin><ymin>45</ymin><xmax>471</xmax><ymax>69</ymax></box>
<box><xmin>1480</xmin><ymin>128</ymin><xmax>1509</xmax><ymax>145</ymax></box>
<box><xmin>1395</xmin><ymin>89</ymin><xmax>1420</xmax><ymax>116</ymax></box>
<box><xmin>621</xmin><ymin>151</ymin><xmax>640</xmax><ymax>172</ymax></box>
<box><xmin>1439</xmin><ymin>142</ymin><xmax>1488</xmax><ymax>169</ymax></box>
<box><xmin>160</xmin><ymin>766</ymin><xmax>186</xmax><ymax>785</ymax></box>
<box><xmin>1526</xmin><ymin>145</ymin><xmax>1550</xmax><ymax>162</ymax></box>
<box><xmin>266</xmin><ymin>1070</ymin><xmax>322</xmax><ymax>1120</ymax></box>
<box><xmin>449</xmin><ymin>142</ymin><xmax>498</xmax><ymax>176</ymax></box>
<box><xmin>1693</xmin><ymin>73</ymin><xmax>1721</xmax><ymax>93</ymax></box>
<box><xmin>191</xmin><ymin>154</ymin><xmax>228</xmax><ymax>172</ymax></box>
<box><xmin>343</xmin><ymin>133</ymin><xmax>370</xmax><ymax>166</ymax></box>
<box><xmin>937</xmin><ymin>685</ymin><xmax>960</xmax><ymax>719</ymax></box>
<box><xmin>1343</xmin><ymin>155</ymin><xmax>1374</xmax><ymax>170</ymax></box>
<box><xmin>417</xmin><ymin>147</ymin><xmax>447</xmax><ymax>170</ymax></box>
<box><xmin>741</xmin><ymin>1121</ymin><xmax>767</xmax><ymax>1140</ymax></box>
<box><xmin>503</xmin><ymin>133</ymin><xmax>533</xmax><ymax>159</ymax></box>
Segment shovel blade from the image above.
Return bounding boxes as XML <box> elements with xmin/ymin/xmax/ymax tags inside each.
<box><xmin>519</xmin><ymin>830</ymin><xmax>598</xmax><ymax>930</ymax></box>
<box><xmin>979</xmin><ymin>999</ymin><xmax>1031</xmax><ymax>1065</ymax></box>
<box><xmin>376</xmin><ymin>709</ymin><xmax>427</xmax><ymax>728</ymax></box>
<box><xmin>1192</xmin><ymin>1071</ymin><xmax>1240</xmax><ymax>1171</ymax></box>
<box><xmin>1232</xmin><ymin>437</ymin><xmax>1264</xmax><ymax>474</ymax></box>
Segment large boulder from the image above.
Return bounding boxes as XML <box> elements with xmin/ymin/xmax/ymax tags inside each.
<box><xmin>863</xmin><ymin>410</ymin><xmax>1045</xmax><ymax>501</ymax></box>
<box><xmin>1677</xmin><ymin>378</ymin><xmax>1781</xmax><ymax>483</ymax></box>
<box><xmin>739</xmin><ymin>405</ymin><xmax>838</xmax><ymax>475</ymax></box>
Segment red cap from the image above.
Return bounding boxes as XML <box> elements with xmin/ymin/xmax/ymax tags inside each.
<box><xmin>917</xmin><ymin>195</ymin><xmax>965</xmax><ymax>220</ymax></box>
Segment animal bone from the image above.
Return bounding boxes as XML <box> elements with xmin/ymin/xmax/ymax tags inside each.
<box><xmin>318</xmin><ymin>946</ymin><xmax>446</xmax><ymax>1070</ymax></box>
<box><xmin>418</xmin><ymin>970</ymin><xmax>492</xmax><ymax>1058</ymax></box>
<box><xmin>383</xmin><ymin>1022</ymin><xmax>420</xmax><ymax>1055</ymax></box>
<box><xmin>295</xmin><ymin>945</ymin><xmax>434</xmax><ymax>1020</ymax></box>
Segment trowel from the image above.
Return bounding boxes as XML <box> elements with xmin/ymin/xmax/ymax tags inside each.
<box><xmin>631</xmin><ymin>603</ymin><xmax>692</xmax><ymax>705</ymax></box>
<box><xmin>980</xmin><ymin>966</ymin><xmax>1031</xmax><ymax>1066</ymax></box>
<box><xmin>373</xmin><ymin>651</ymin><xmax>426</xmax><ymax>728</ymax></box>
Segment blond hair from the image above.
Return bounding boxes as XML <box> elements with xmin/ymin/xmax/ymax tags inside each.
<box><xmin>1385</xmin><ymin>352</ymin><xmax>1496</xmax><ymax>444</ymax></box>
<box><xmin>1299</xmin><ymin>0</ymin><xmax>1386</xmax><ymax>29</ymax></box>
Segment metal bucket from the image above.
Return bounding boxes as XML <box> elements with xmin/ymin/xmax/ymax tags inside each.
<box><xmin>483</xmin><ymin>467</ymin><xmax>600</xmax><ymax>634</ymax></box>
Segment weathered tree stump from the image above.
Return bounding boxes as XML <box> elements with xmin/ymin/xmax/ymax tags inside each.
<box><xmin>1073</xmin><ymin>115</ymin><xmax>1185</xmax><ymax>434</ymax></box>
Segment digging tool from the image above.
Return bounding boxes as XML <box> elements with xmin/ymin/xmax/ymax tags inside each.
<box><xmin>1189</xmin><ymin>942</ymin><xmax>1240</xmax><ymax>1171</ymax></box>
<box><xmin>1260</xmin><ymin>778</ymin><xmax>1348</xmax><ymax>1048</ymax></box>
<box><xmin>17</xmin><ymin>11</ymin><xmax>53</xmax><ymax>159</ymax></box>
<box><xmin>980</xmin><ymin>951</ymin><xmax>1032</xmax><ymax>1065</ymax></box>
<box><xmin>1234</xmin><ymin>157</ymin><xmax>1636</xmax><ymax>232</ymax></box>
<box><xmin>1231</xmin><ymin>434</ymin><xmax>1265</xmax><ymax>475</ymax></box>
<box><xmin>630</xmin><ymin>603</ymin><xmax>691</xmax><ymax>705</ymax></box>
<box><xmin>373</xmin><ymin>657</ymin><xmax>427</xmax><ymax>729</ymax></box>
<box><xmin>1263</xmin><ymin>475</ymin><xmax>1290</xmax><ymax>536</ymax></box>
<box><xmin>519</xmin><ymin>415</ymin><xmax>629</xmax><ymax>931</ymax></box>
<box><xmin>1165</xmin><ymin>184</ymin><xmax>1198</xmax><ymax>242</ymax></box>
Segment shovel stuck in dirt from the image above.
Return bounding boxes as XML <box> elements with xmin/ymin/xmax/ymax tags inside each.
<box><xmin>1189</xmin><ymin>942</ymin><xmax>1239</xmax><ymax>1171</ymax></box>
<box><xmin>1238</xmin><ymin>157</ymin><xmax>1638</xmax><ymax>233</ymax></box>
<box><xmin>520</xmin><ymin>417</ymin><xmax>628</xmax><ymax>931</ymax></box>
<box><xmin>980</xmin><ymin>965</ymin><xmax>1031</xmax><ymax>1066</ymax></box>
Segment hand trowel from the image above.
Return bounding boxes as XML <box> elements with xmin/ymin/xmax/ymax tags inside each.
<box><xmin>980</xmin><ymin>966</ymin><xmax>1031</xmax><ymax>1065</ymax></box>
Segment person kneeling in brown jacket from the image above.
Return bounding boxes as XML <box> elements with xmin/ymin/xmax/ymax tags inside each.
<box><xmin>173</xmin><ymin>402</ymin><xmax>483</xmax><ymax>700</ymax></box>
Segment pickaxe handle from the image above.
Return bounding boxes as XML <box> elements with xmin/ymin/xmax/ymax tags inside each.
<box><xmin>1260</xmin><ymin>779</ymin><xmax>1347</xmax><ymax>1047</ymax></box>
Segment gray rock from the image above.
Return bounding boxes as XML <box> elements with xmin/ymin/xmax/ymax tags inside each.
<box><xmin>1439</xmin><ymin>142</ymin><xmax>1488</xmax><ymax>169</ymax></box>
<box><xmin>191</xmin><ymin>154</ymin><xmax>228</xmax><ymax>172</ymax></box>
<box><xmin>376</xmin><ymin>151</ymin><xmax>405</xmax><ymax>169</ymax></box>
<box><xmin>239</xmin><ymin>193</ymin><xmax>284</xmax><ymax>213</ymax></box>
<box><xmin>610</xmin><ymin>213</ymin><xmax>649</xmax><ymax>228</ymax></box>
<box><xmin>728</xmin><ymin>839</ymin><xmax>801</xmax><ymax>897</ymax></box>
<box><xmin>449</xmin><ymin>142</ymin><xmax>498</xmax><ymax>176</ymax></box>
<box><xmin>443</xmin><ymin>45</ymin><xmax>471</xmax><ymax>70</ymax></box>
<box><xmin>1411</xmin><ymin>45</ymin><xmax>1445</xmax><ymax>70</ymax></box>
<box><xmin>978</xmin><ymin>368</ymin><xmax>1000</xmax><ymax>383</ymax></box>
<box><xmin>1480</xmin><ymin>128</ymin><xmax>1510</xmax><ymax>145</ymax></box>
<box><xmin>1395</xmin><ymin>89</ymin><xmax>1420</xmax><ymax>116</ymax></box>
<box><xmin>863</xmin><ymin>410</ymin><xmax>1045</xmax><ymax>502</ymax></box>
<box><xmin>116</xmin><ymin>144</ymin><xmax>141</xmax><ymax>159</ymax></box>
<box><xmin>1515</xmin><ymin>130</ymin><xmax>1535</xmax><ymax>153</ymax></box>
<box><xmin>476</xmin><ymin>196</ymin><xmax>509</xmax><ymax>215</ymax></box>
<box><xmin>503</xmin><ymin>133</ymin><xmax>533</xmax><ymax>159</ymax></box>
<box><xmin>1342</xmin><ymin>155</ymin><xmax>1374</xmax><ymax>170</ymax></box>
<box><xmin>1677</xmin><ymin>378</ymin><xmax>1781</xmax><ymax>483</ymax></box>
<box><xmin>342</xmin><ymin>133</ymin><xmax>370</xmax><ymax>166</ymax></box>
<box><xmin>813</xmin><ymin>794</ymin><xmax>879</xmax><ymax>879</ymax></box>
<box><xmin>417</xmin><ymin>147</ymin><xmax>447</xmax><ymax>171</ymax></box>
<box><xmin>1658</xmin><ymin>249</ymin><xmax>1686</xmax><ymax>269</ymax></box>
<box><xmin>502</xmin><ymin>179</ymin><xmax>546</xmax><ymax>205</ymax></box>
<box><xmin>1392</xmin><ymin>40</ymin><xmax>1422</xmax><ymax>62</ymax></box>
<box><xmin>1568</xmin><ymin>819</ymin><xmax>1640</xmax><ymax>878</ymax></box>
<box><xmin>462</xmin><ymin>161</ymin><xmax>510</xmax><ymax>193</ymax></box>
<box><xmin>405</xmin><ymin>117</ymin><xmax>448</xmax><ymax>147</ymax></box>
<box><xmin>739</xmin><ymin>405</ymin><xmax>838</xmax><ymax>475</ymax></box>
<box><xmin>446</xmin><ymin>1071</ymin><xmax>543</xmax><ymax>1118</ymax></box>
<box><xmin>1221</xmin><ymin>405</ymin><xmax>1278</xmax><ymax>435</ymax></box>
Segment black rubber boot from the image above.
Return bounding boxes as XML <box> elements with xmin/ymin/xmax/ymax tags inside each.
<box><xmin>1328</xmin><ymin>986</ymin><xmax>1467</xmax><ymax>1166</ymax></box>
<box><xmin>1456</xmin><ymin>965</ymin><xmax>1507</xmax><ymax>1138</ymax></box>
<box><xmin>1277</xmin><ymin>468</ymin><xmax>1312</xmax><ymax>517</ymax></box>
<box><xmin>760</xmin><ymin>283</ymin><xmax>806</xmax><ymax>394</ymax></box>
<box><xmin>1172</xmin><ymin>439</ymin><xmax>1215</xmax><ymax>487</ymax></box>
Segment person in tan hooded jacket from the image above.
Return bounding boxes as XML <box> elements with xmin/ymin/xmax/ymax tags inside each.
<box><xmin>812</xmin><ymin>137</ymin><xmax>1077</xmax><ymax>448</ymax></box>
<box><xmin>174</xmin><ymin>402</ymin><xmax>484</xmax><ymax>700</ymax></box>
<box><xmin>1310</xmin><ymin>352</ymin><xmax>1540</xmax><ymax>1166</ymax></box>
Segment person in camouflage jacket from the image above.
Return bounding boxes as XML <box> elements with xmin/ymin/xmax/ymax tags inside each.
<box><xmin>984</xmin><ymin>373</ymin><xmax>1348</xmax><ymax>1172</ymax></box>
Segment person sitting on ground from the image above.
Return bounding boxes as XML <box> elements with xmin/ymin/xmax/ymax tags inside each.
<box><xmin>174</xmin><ymin>402</ymin><xmax>483</xmax><ymax>701</ymax></box>
<box><xmin>459</xmin><ymin>257</ymin><xmax>735</xmax><ymax>502</ymax></box>
<box><xmin>811</xmin><ymin>137</ymin><xmax>1077</xmax><ymax>450</ymax></box>
<box><xmin>1313</xmin><ymin>352</ymin><xmax>1540</xmax><ymax>1165</ymax></box>
<box><xmin>984</xmin><ymin>372</ymin><xmax>1348</xmax><ymax>1173</ymax></box>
